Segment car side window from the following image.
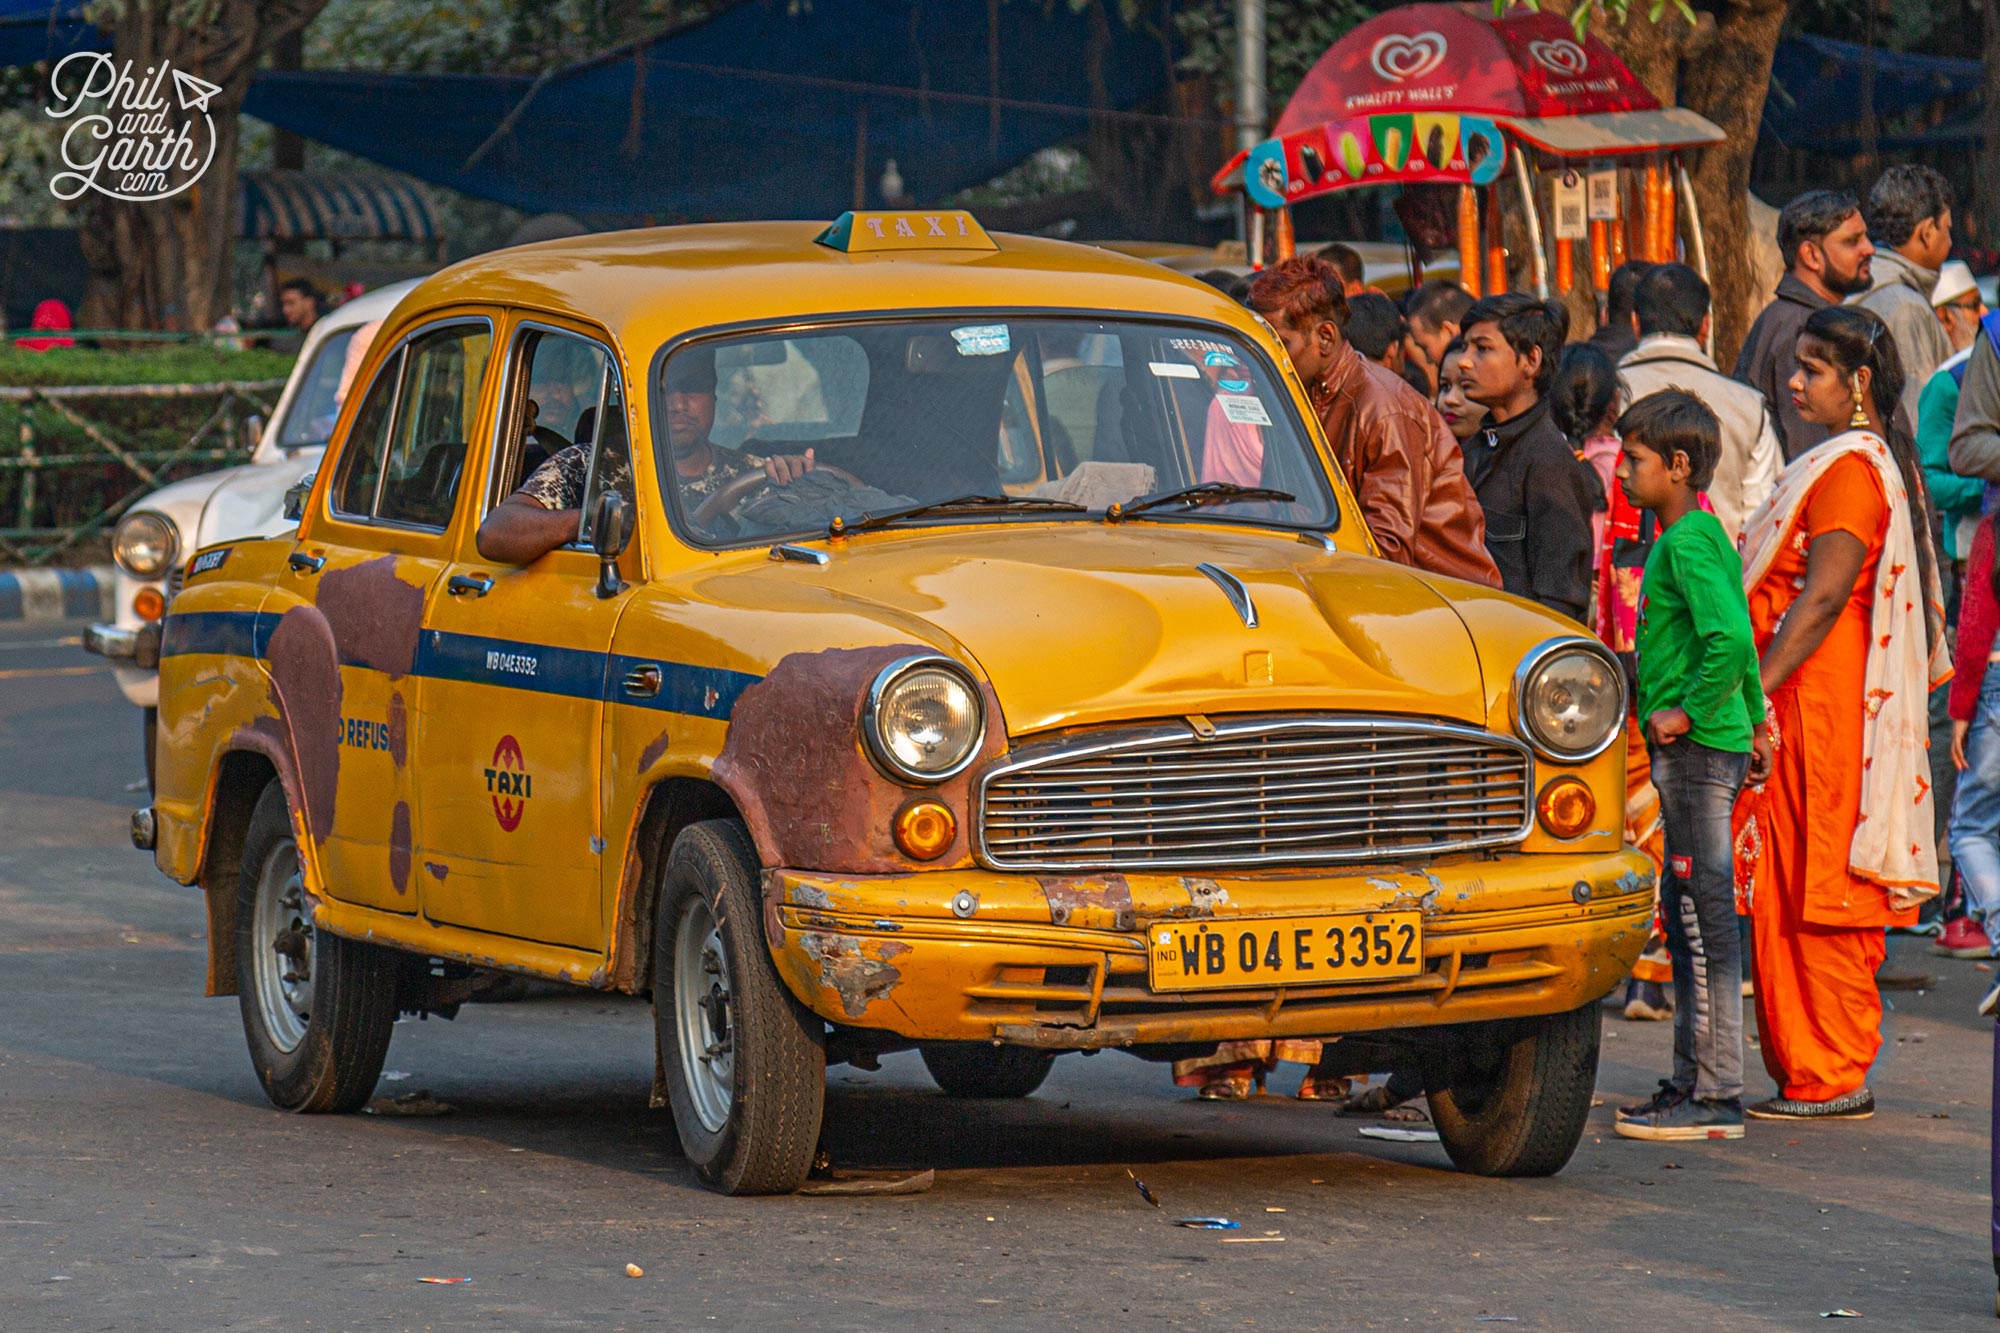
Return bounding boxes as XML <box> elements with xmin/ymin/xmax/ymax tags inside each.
<box><xmin>279</xmin><ymin>327</ymin><xmax>359</xmax><ymax>450</ymax></box>
<box><xmin>333</xmin><ymin>322</ymin><xmax>491</xmax><ymax>529</ymax></box>
<box><xmin>494</xmin><ymin>327</ymin><xmax>629</xmax><ymax>546</ymax></box>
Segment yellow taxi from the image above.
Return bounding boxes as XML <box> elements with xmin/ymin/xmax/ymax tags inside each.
<box><xmin>141</xmin><ymin>211</ymin><xmax>1653</xmax><ymax>1195</ymax></box>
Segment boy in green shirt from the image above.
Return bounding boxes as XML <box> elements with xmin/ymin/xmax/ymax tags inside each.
<box><xmin>1612</xmin><ymin>390</ymin><xmax>1771</xmax><ymax>1142</ymax></box>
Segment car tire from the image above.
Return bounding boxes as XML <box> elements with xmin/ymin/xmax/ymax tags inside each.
<box><xmin>142</xmin><ymin>706</ymin><xmax>157</xmax><ymax>796</ymax></box>
<box><xmin>235</xmin><ymin>781</ymin><xmax>397</xmax><ymax>1113</ymax></box>
<box><xmin>1422</xmin><ymin>1001</ymin><xmax>1600</xmax><ymax>1178</ymax></box>
<box><xmin>654</xmin><ymin>818</ymin><xmax>824</xmax><ymax>1195</ymax></box>
<box><xmin>920</xmin><ymin>1043</ymin><xmax>1056</xmax><ymax>1098</ymax></box>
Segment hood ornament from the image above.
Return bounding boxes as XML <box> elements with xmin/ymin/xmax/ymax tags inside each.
<box><xmin>1196</xmin><ymin>562</ymin><xmax>1259</xmax><ymax>629</ymax></box>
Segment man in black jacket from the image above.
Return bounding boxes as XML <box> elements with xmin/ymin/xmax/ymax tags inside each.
<box><xmin>1456</xmin><ymin>293</ymin><xmax>1596</xmax><ymax>622</ymax></box>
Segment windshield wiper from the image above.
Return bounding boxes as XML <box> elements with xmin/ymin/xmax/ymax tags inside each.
<box><xmin>1107</xmin><ymin>481</ymin><xmax>1295</xmax><ymax>521</ymax></box>
<box><xmin>833</xmin><ymin>493</ymin><xmax>1087</xmax><ymax>536</ymax></box>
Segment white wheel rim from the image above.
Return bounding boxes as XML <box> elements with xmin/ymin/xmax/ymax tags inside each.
<box><xmin>673</xmin><ymin>895</ymin><xmax>735</xmax><ymax>1134</ymax></box>
<box><xmin>250</xmin><ymin>840</ymin><xmax>313</xmax><ymax>1053</ymax></box>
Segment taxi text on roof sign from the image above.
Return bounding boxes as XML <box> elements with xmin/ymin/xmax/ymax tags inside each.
<box><xmin>815</xmin><ymin>209</ymin><xmax>998</xmax><ymax>254</ymax></box>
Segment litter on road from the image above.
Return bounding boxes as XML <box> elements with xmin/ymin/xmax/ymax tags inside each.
<box><xmin>1358</xmin><ymin>1126</ymin><xmax>1440</xmax><ymax>1143</ymax></box>
<box><xmin>1173</xmin><ymin>1217</ymin><xmax>1239</xmax><ymax>1229</ymax></box>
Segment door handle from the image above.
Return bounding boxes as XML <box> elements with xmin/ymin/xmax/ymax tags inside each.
<box><xmin>623</xmin><ymin>664</ymin><xmax>662</xmax><ymax>698</ymax></box>
<box><xmin>287</xmin><ymin>552</ymin><xmax>325</xmax><ymax>574</ymax></box>
<box><xmin>448</xmin><ymin>574</ymin><xmax>493</xmax><ymax>597</ymax></box>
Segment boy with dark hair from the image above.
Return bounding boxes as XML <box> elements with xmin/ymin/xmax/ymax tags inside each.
<box><xmin>1588</xmin><ymin>260</ymin><xmax>1652</xmax><ymax>364</ymax></box>
<box><xmin>1402</xmin><ymin>278</ymin><xmax>1474</xmax><ymax>392</ymax></box>
<box><xmin>1735</xmin><ymin>189</ymin><xmax>1874</xmax><ymax>460</ymax></box>
<box><xmin>1456</xmin><ymin>292</ymin><xmax>1596</xmax><ymax>619</ymax></box>
<box><xmin>1620</xmin><ymin>262</ymin><xmax>1781</xmax><ymax>540</ymax></box>
<box><xmin>1612</xmin><ymin>390</ymin><xmax>1768</xmax><ymax>1142</ymax></box>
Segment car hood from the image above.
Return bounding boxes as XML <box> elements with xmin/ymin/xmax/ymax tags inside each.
<box><xmin>192</xmin><ymin>448</ymin><xmax>321</xmax><ymax>550</ymax></box>
<box><xmin>694</xmin><ymin>524</ymin><xmax>1496</xmax><ymax>735</ymax></box>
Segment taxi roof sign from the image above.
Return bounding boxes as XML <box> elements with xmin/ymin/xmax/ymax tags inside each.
<box><xmin>816</xmin><ymin>210</ymin><xmax>998</xmax><ymax>254</ymax></box>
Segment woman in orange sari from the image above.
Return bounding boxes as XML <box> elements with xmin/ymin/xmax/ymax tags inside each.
<box><xmin>1734</xmin><ymin>305</ymin><xmax>1948</xmax><ymax>1121</ymax></box>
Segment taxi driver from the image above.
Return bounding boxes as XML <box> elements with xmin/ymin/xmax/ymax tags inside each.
<box><xmin>476</xmin><ymin>351</ymin><xmax>815</xmax><ymax>564</ymax></box>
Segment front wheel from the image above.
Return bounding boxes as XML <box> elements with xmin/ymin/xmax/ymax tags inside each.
<box><xmin>1423</xmin><ymin>1002</ymin><xmax>1600</xmax><ymax>1177</ymax></box>
<box><xmin>236</xmin><ymin>781</ymin><xmax>396</xmax><ymax>1112</ymax></box>
<box><xmin>920</xmin><ymin>1043</ymin><xmax>1056</xmax><ymax>1098</ymax></box>
<box><xmin>654</xmin><ymin>819</ymin><xmax>824</xmax><ymax>1195</ymax></box>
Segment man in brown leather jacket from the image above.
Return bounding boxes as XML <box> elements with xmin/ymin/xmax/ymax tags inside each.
<box><xmin>1247</xmin><ymin>257</ymin><xmax>1500</xmax><ymax>587</ymax></box>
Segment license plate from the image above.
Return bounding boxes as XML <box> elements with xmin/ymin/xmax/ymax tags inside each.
<box><xmin>1146</xmin><ymin>912</ymin><xmax>1424</xmax><ymax>992</ymax></box>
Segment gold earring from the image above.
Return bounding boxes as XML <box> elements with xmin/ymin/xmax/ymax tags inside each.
<box><xmin>1849</xmin><ymin>380</ymin><xmax>1870</xmax><ymax>430</ymax></box>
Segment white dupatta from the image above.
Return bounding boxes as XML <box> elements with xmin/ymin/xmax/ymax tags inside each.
<box><xmin>1736</xmin><ymin>430</ymin><xmax>1948</xmax><ymax>908</ymax></box>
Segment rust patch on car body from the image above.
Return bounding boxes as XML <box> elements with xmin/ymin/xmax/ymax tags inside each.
<box><xmin>424</xmin><ymin>861</ymin><xmax>449</xmax><ymax>881</ymax></box>
<box><xmin>1151</xmin><ymin>877</ymin><xmax>1230</xmax><ymax>919</ymax></box>
<box><xmin>252</xmin><ymin>605</ymin><xmax>345</xmax><ymax>842</ymax></box>
<box><xmin>637</xmin><ymin>728</ymin><xmax>672</xmax><ymax>773</ymax></box>
<box><xmin>315</xmin><ymin>555</ymin><xmax>423</xmax><ymax>678</ymax></box>
<box><xmin>386</xmin><ymin>691</ymin><xmax>409</xmax><ymax>766</ymax></box>
<box><xmin>1038</xmin><ymin>875</ymin><xmax>1135</xmax><ymax>931</ymax></box>
<box><xmin>798</xmin><ymin>932</ymin><xmax>912</xmax><ymax>1018</ymax></box>
<box><xmin>389</xmin><ymin>802</ymin><xmax>412</xmax><ymax>894</ymax></box>
<box><xmin>712</xmin><ymin>644</ymin><xmax>1004</xmax><ymax>873</ymax></box>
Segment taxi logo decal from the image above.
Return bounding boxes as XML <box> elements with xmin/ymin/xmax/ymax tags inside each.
<box><xmin>485</xmin><ymin>734</ymin><xmax>532</xmax><ymax>832</ymax></box>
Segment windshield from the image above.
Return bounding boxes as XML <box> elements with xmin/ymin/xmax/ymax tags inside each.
<box><xmin>277</xmin><ymin>327</ymin><xmax>360</xmax><ymax>451</ymax></box>
<box><xmin>651</xmin><ymin>317</ymin><xmax>1338</xmax><ymax>544</ymax></box>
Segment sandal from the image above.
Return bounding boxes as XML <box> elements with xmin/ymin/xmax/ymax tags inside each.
<box><xmin>1196</xmin><ymin>1066</ymin><xmax>1256</xmax><ymax>1100</ymax></box>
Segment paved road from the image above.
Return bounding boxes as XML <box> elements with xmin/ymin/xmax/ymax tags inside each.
<box><xmin>1</xmin><ymin>616</ymin><xmax>1994</xmax><ymax>1330</ymax></box>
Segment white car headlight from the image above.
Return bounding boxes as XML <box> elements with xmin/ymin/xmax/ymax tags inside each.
<box><xmin>112</xmin><ymin>512</ymin><xmax>179</xmax><ymax>579</ymax></box>
<box><xmin>1513</xmin><ymin>638</ymin><xmax>1625</xmax><ymax>762</ymax></box>
<box><xmin>864</xmin><ymin>656</ymin><xmax>985</xmax><ymax>783</ymax></box>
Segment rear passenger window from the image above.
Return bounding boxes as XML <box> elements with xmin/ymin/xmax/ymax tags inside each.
<box><xmin>333</xmin><ymin>322</ymin><xmax>491</xmax><ymax>528</ymax></box>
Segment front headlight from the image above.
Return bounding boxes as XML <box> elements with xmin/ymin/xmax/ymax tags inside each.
<box><xmin>1513</xmin><ymin>637</ymin><xmax>1624</xmax><ymax>762</ymax></box>
<box><xmin>864</xmin><ymin>656</ymin><xmax>985</xmax><ymax>783</ymax></box>
<box><xmin>112</xmin><ymin>512</ymin><xmax>179</xmax><ymax>579</ymax></box>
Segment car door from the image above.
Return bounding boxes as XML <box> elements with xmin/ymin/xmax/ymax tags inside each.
<box><xmin>280</xmin><ymin>313</ymin><xmax>495</xmax><ymax>914</ymax></box>
<box><xmin>413</xmin><ymin>318</ymin><xmax>635</xmax><ymax>951</ymax></box>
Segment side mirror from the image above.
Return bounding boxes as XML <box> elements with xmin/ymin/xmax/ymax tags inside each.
<box><xmin>244</xmin><ymin>414</ymin><xmax>265</xmax><ymax>450</ymax></box>
<box><xmin>282</xmin><ymin>472</ymin><xmax>315</xmax><ymax>523</ymax></box>
<box><xmin>592</xmin><ymin>489</ymin><xmax>631</xmax><ymax>599</ymax></box>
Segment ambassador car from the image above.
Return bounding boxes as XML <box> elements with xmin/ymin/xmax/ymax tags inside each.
<box><xmin>139</xmin><ymin>212</ymin><xmax>1652</xmax><ymax>1194</ymax></box>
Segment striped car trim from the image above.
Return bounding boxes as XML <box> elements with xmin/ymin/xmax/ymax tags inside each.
<box><xmin>160</xmin><ymin>609</ymin><xmax>760</xmax><ymax>721</ymax></box>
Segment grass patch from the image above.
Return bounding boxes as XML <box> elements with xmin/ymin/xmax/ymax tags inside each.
<box><xmin>0</xmin><ymin>344</ymin><xmax>295</xmax><ymax>388</ymax></box>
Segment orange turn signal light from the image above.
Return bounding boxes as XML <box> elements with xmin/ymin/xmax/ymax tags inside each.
<box><xmin>892</xmin><ymin>798</ymin><xmax>957</xmax><ymax>861</ymax></box>
<box><xmin>132</xmin><ymin>587</ymin><xmax>166</xmax><ymax>622</ymax></box>
<box><xmin>1536</xmin><ymin>776</ymin><xmax>1596</xmax><ymax>840</ymax></box>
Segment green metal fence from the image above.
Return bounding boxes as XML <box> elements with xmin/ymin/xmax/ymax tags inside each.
<box><xmin>0</xmin><ymin>380</ymin><xmax>285</xmax><ymax>566</ymax></box>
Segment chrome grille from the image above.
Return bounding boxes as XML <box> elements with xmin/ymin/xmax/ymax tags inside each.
<box><xmin>165</xmin><ymin>565</ymin><xmax>185</xmax><ymax>602</ymax></box>
<box><xmin>975</xmin><ymin>716</ymin><xmax>1533</xmax><ymax>871</ymax></box>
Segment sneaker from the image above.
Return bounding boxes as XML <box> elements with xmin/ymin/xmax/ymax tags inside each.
<box><xmin>1617</xmin><ymin>1079</ymin><xmax>1685</xmax><ymax>1120</ymax></box>
<box><xmin>1623</xmin><ymin>979</ymin><xmax>1673</xmax><ymax>1021</ymax></box>
<box><xmin>1744</xmin><ymin>1088</ymin><xmax>1875</xmax><ymax>1121</ymax></box>
<box><xmin>1932</xmin><ymin>916</ymin><xmax>1994</xmax><ymax>959</ymax></box>
<box><xmin>1615</xmin><ymin>1095</ymin><xmax>1745</xmax><ymax>1141</ymax></box>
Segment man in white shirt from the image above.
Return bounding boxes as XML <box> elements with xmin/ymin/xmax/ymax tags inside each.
<box><xmin>1618</xmin><ymin>263</ymin><xmax>1782</xmax><ymax>542</ymax></box>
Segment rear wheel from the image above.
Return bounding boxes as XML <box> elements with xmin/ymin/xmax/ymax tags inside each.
<box><xmin>920</xmin><ymin>1043</ymin><xmax>1056</xmax><ymax>1098</ymax></box>
<box><xmin>236</xmin><ymin>781</ymin><xmax>396</xmax><ymax>1112</ymax></box>
<box><xmin>1423</xmin><ymin>1002</ymin><xmax>1600</xmax><ymax>1177</ymax></box>
<box><xmin>654</xmin><ymin>819</ymin><xmax>824</xmax><ymax>1195</ymax></box>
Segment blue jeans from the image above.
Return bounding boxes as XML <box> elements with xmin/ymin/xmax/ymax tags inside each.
<box><xmin>1949</xmin><ymin>667</ymin><xmax>2000</xmax><ymax>952</ymax></box>
<box><xmin>1650</xmin><ymin>737</ymin><xmax>1752</xmax><ymax>1102</ymax></box>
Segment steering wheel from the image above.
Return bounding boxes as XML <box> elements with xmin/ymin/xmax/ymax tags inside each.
<box><xmin>690</xmin><ymin>460</ymin><xmax>866</xmax><ymax>528</ymax></box>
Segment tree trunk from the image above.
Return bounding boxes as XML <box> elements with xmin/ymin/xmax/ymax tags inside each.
<box><xmin>77</xmin><ymin>0</ymin><xmax>326</xmax><ymax>331</ymax></box>
<box><xmin>1676</xmin><ymin>0</ymin><xmax>1789</xmax><ymax>371</ymax></box>
<box><xmin>1580</xmin><ymin>0</ymin><xmax>1788</xmax><ymax>372</ymax></box>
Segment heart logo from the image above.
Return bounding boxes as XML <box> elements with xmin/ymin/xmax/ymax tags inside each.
<box><xmin>1528</xmin><ymin>38</ymin><xmax>1589</xmax><ymax>77</ymax></box>
<box><xmin>1369</xmin><ymin>32</ymin><xmax>1447</xmax><ymax>84</ymax></box>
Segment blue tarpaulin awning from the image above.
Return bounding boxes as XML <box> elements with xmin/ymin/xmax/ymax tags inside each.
<box><xmin>0</xmin><ymin>0</ymin><xmax>102</xmax><ymax>68</ymax></box>
<box><xmin>1762</xmin><ymin>33</ymin><xmax>1984</xmax><ymax>149</ymax></box>
<box><xmin>242</xmin><ymin>0</ymin><xmax>1176</xmax><ymax>222</ymax></box>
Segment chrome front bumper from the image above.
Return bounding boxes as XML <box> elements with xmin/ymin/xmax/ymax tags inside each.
<box><xmin>84</xmin><ymin>622</ymin><xmax>160</xmax><ymax>669</ymax></box>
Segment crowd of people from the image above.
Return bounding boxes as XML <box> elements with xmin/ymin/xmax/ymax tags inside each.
<box><xmin>1185</xmin><ymin>164</ymin><xmax>1988</xmax><ymax>1140</ymax></box>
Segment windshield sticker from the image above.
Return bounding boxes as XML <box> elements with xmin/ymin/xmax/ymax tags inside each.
<box><xmin>951</xmin><ymin>324</ymin><xmax>1011</xmax><ymax>356</ymax></box>
<box><xmin>1168</xmin><ymin>337</ymin><xmax>1233</xmax><ymax>357</ymax></box>
<box><xmin>1216</xmin><ymin>394</ymin><xmax>1272</xmax><ymax>427</ymax></box>
<box><xmin>1217</xmin><ymin>377</ymin><xmax>1251</xmax><ymax>393</ymax></box>
<box><xmin>1148</xmin><ymin>361</ymin><xmax>1201</xmax><ymax>379</ymax></box>
<box><xmin>1201</xmin><ymin>349</ymin><xmax>1241</xmax><ymax>368</ymax></box>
